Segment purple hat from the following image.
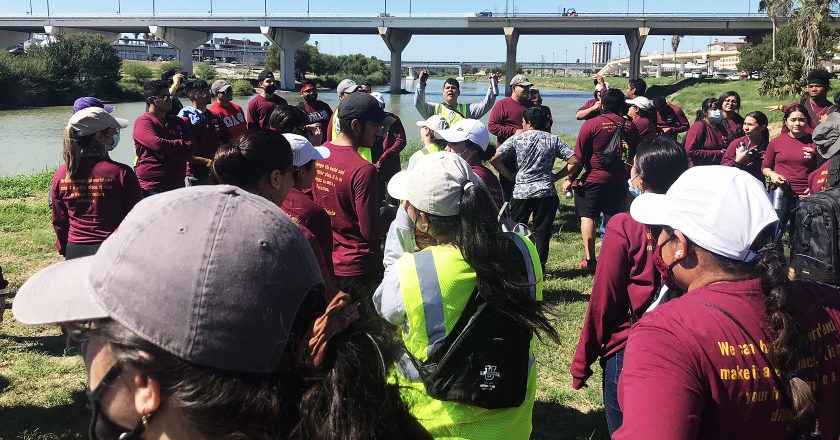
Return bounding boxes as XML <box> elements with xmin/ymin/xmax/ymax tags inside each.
<box><xmin>73</xmin><ymin>97</ymin><xmax>115</xmax><ymax>114</ymax></box>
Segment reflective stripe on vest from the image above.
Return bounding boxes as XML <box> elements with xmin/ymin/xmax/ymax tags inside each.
<box><xmin>434</xmin><ymin>102</ymin><xmax>469</xmax><ymax>126</ymax></box>
<box><xmin>511</xmin><ymin>234</ymin><xmax>538</xmax><ymax>300</ymax></box>
<box><xmin>414</xmin><ymin>251</ymin><xmax>447</xmax><ymax>355</ymax></box>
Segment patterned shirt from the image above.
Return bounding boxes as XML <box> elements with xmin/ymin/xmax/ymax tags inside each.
<box><xmin>497</xmin><ymin>130</ymin><xmax>574</xmax><ymax>199</ymax></box>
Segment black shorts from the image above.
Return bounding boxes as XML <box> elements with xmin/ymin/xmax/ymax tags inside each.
<box><xmin>573</xmin><ymin>181</ymin><xmax>628</xmax><ymax>219</ymax></box>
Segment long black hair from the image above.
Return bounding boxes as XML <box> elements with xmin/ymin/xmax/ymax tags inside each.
<box><xmin>744</xmin><ymin>111</ymin><xmax>770</xmax><ymax>147</ymax></box>
<box><xmin>422</xmin><ymin>183</ymin><xmax>559</xmax><ymax>342</ymax></box>
<box><xmin>783</xmin><ymin>104</ymin><xmax>813</xmax><ymax>130</ymax></box>
<box><xmin>634</xmin><ymin>136</ymin><xmax>689</xmax><ymax>194</ymax></box>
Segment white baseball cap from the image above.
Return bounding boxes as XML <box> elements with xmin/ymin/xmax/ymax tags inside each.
<box><xmin>630</xmin><ymin>166</ymin><xmax>779</xmax><ymax>262</ymax></box>
<box><xmin>282</xmin><ymin>133</ymin><xmax>330</xmax><ymax>167</ymax></box>
<box><xmin>415</xmin><ymin>115</ymin><xmax>449</xmax><ymax>132</ymax></box>
<box><xmin>67</xmin><ymin>107</ymin><xmax>128</xmax><ymax>136</ymax></box>
<box><xmin>626</xmin><ymin>96</ymin><xmax>653</xmax><ymax>111</ymax></box>
<box><xmin>434</xmin><ymin>119</ymin><xmax>490</xmax><ymax>151</ymax></box>
<box><xmin>370</xmin><ymin>91</ymin><xmax>385</xmax><ymax>109</ymax></box>
<box><xmin>387</xmin><ymin>151</ymin><xmax>480</xmax><ymax>217</ymax></box>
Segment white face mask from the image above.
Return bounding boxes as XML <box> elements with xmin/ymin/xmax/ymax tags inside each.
<box><xmin>708</xmin><ymin>109</ymin><xmax>724</xmax><ymax>121</ymax></box>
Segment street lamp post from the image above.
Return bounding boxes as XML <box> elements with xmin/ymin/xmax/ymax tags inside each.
<box><xmin>662</xmin><ymin>38</ymin><xmax>666</xmax><ymax>77</ymax></box>
<box><xmin>28</xmin><ymin>0</ymin><xmax>32</xmax><ymax>14</ymax></box>
<box><xmin>117</xmin><ymin>0</ymin><xmax>121</xmax><ymax>14</ymax></box>
<box><xmin>210</xmin><ymin>0</ymin><xmax>213</xmax><ymax>14</ymax></box>
<box><xmin>46</xmin><ymin>0</ymin><xmax>50</xmax><ymax>16</ymax></box>
<box><xmin>584</xmin><ymin>45</ymin><xmax>588</xmax><ymax>74</ymax></box>
<box><xmin>152</xmin><ymin>0</ymin><xmax>155</xmax><ymax>17</ymax></box>
<box><xmin>565</xmin><ymin>49</ymin><xmax>568</xmax><ymax>77</ymax></box>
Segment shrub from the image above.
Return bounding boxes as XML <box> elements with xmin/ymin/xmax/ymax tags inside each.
<box><xmin>193</xmin><ymin>62</ymin><xmax>216</xmax><ymax>81</ymax></box>
<box><xmin>232</xmin><ymin>79</ymin><xmax>255</xmax><ymax>96</ymax></box>
<box><xmin>122</xmin><ymin>63</ymin><xmax>154</xmax><ymax>84</ymax></box>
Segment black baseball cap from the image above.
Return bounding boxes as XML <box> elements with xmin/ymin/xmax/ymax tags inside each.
<box><xmin>258</xmin><ymin>70</ymin><xmax>275</xmax><ymax>82</ymax></box>
<box><xmin>338</xmin><ymin>93</ymin><xmax>389</xmax><ymax>124</ymax></box>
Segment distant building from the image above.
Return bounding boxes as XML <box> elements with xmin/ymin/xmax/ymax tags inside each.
<box><xmin>113</xmin><ymin>36</ymin><xmax>268</xmax><ymax>65</ymax></box>
<box><xmin>591</xmin><ymin>40</ymin><xmax>612</xmax><ymax>65</ymax></box>
<box><xmin>709</xmin><ymin>38</ymin><xmax>745</xmax><ymax>72</ymax></box>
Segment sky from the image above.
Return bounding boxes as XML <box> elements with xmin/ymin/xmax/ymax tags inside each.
<box><xmin>1</xmin><ymin>0</ymin><xmax>757</xmax><ymax>62</ymax></box>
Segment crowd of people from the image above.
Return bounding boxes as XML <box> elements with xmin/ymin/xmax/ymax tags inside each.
<box><xmin>9</xmin><ymin>65</ymin><xmax>840</xmax><ymax>440</ymax></box>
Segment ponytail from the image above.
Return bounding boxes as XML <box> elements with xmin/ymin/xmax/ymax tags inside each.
<box><xmin>62</xmin><ymin>126</ymin><xmax>99</xmax><ymax>178</ymax></box>
<box><xmin>709</xmin><ymin>238</ymin><xmax>815</xmax><ymax>424</ymax></box>
<box><xmin>455</xmin><ymin>183</ymin><xmax>559</xmax><ymax>342</ymax></box>
<box><xmin>755</xmin><ymin>245</ymin><xmax>816</xmax><ymax>422</ymax></box>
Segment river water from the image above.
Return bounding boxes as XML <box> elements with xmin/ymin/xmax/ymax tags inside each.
<box><xmin>0</xmin><ymin>79</ymin><xmax>589</xmax><ymax>177</ymax></box>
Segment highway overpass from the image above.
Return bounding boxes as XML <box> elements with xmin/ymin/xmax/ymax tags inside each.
<box><xmin>0</xmin><ymin>12</ymin><xmax>815</xmax><ymax>93</ymax></box>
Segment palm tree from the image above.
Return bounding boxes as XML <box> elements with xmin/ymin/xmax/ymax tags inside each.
<box><xmin>671</xmin><ymin>35</ymin><xmax>682</xmax><ymax>77</ymax></box>
<box><xmin>758</xmin><ymin>0</ymin><xmax>793</xmax><ymax>61</ymax></box>
<box><xmin>796</xmin><ymin>0</ymin><xmax>832</xmax><ymax>77</ymax></box>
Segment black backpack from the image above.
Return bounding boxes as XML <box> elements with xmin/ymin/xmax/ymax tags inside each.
<box><xmin>791</xmin><ymin>155</ymin><xmax>840</xmax><ymax>285</ymax></box>
<box><xmin>401</xmin><ymin>233</ymin><xmax>535</xmax><ymax>409</ymax></box>
<box><xmin>601</xmin><ymin>116</ymin><xmax>631</xmax><ymax>173</ymax></box>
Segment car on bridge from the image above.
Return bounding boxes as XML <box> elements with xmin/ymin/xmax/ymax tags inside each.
<box><xmin>478</xmin><ymin>10</ymin><xmax>493</xmax><ymax>17</ymax></box>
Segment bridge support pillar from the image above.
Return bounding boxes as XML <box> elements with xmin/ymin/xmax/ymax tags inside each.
<box><xmin>407</xmin><ymin>67</ymin><xmax>415</xmax><ymax>80</ymax></box>
<box><xmin>379</xmin><ymin>27</ymin><xmax>412</xmax><ymax>94</ymax></box>
<box><xmin>457</xmin><ymin>64</ymin><xmax>464</xmax><ymax>81</ymax></box>
<box><xmin>261</xmin><ymin>27</ymin><xmax>309</xmax><ymax>91</ymax></box>
<box><xmin>148</xmin><ymin>26</ymin><xmax>211</xmax><ymax>75</ymax></box>
<box><xmin>503</xmin><ymin>27</ymin><xmax>519</xmax><ymax>96</ymax></box>
<box><xmin>44</xmin><ymin>26</ymin><xmax>120</xmax><ymax>45</ymax></box>
<box><xmin>624</xmin><ymin>27</ymin><xmax>650</xmax><ymax>79</ymax></box>
<box><xmin>0</xmin><ymin>30</ymin><xmax>30</xmax><ymax>50</ymax></box>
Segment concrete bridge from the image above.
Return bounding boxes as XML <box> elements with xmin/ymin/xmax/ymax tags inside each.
<box><xmin>0</xmin><ymin>12</ymin><xmax>814</xmax><ymax>94</ymax></box>
<box><xmin>388</xmin><ymin>61</ymin><xmax>605</xmax><ymax>82</ymax></box>
<box><xmin>598</xmin><ymin>50</ymin><xmax>742</xmax><ymax>77</ymax></box>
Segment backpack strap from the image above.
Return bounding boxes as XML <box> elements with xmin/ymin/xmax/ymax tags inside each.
<box><xmin>828</xmin><ymin>153</ymin><xmax>840</xmax><ymax>189</ymax></box>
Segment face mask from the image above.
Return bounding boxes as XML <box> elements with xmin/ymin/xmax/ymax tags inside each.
<box><xmin>652</xmin><ymin>241</ymin><xmax>682</xmax><ymax>291</ymax></box>
<box><xmin>628</xmin><ymin>177</ymin><xmax>642</xmax><ymax>198</ymax></box>
<box><xmin>708</xmin><ymin>109</ymin><xmax>724</xmax><ymax>121</ymax></box>
<box><xmin>87</xmin><ymin>362</ymin><xmax>148</xmax><ymax>440</ymax></box>
<box><xmin>264</xmin><ymin>85</ymin><xmax>277</xmax><ymax>94</ymax></box>
<box><xmin>108</xmin><ymin>133</ymin><xmax>120</xmax><ymax>152</ymax></box>
<box><xmin>304</xmin><ymin>93</ymin><xmax>317</xmax><ymax>103</ymax></box>
<box><xmin>414</xmin><ymin>226</ymin><xmax>435</xmax><ymax>250</ymax></box>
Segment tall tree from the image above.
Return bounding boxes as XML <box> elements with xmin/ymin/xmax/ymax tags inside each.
<box><xmin>671</xmin><ymin>35</ymin><xmax>682</xmax><ymax>77</ymax></box>
<box><xmin>796</xmin><ymin>0</ymin><xmax>832</xmax><ymax>77</ymax></box>
<box><xmin>759</xmin><ymin>0</ymin><xmax>793</xmax><ymax>60</ymax></box>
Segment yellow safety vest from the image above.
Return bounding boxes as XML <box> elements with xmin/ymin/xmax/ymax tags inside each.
<box><xmin>435</xmin><ymin>102</ymin><xmax>470</xmax><ymax>126</ymax></box>
<box><xmin>331</xmin><ymin>106</ymin><xmax>373</xmax><ymax>163</ymax></box>
<box><xmin>393</xmin><ymin>233</ymin><xmax>543</xmax><ymax>440</ymax></box>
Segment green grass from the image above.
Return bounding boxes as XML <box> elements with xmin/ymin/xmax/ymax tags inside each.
<box><xmin>0</xmin><ymin>164</ymin><xmax>607</xmax><ymax>439</ymax></box>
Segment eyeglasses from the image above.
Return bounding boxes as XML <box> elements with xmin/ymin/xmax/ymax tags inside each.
<box><xmin>722</xmin><ymin>99</ymin><xmax>738</xmax><ymax>104</ymax></box>
<box><xmin>154</xmin><ymin>95</ymin><xmax>173</xmax><ymax>101</ymax></box>
<box><xmin>64</xmin><ymin>323</ymin><xmax>92</xmax><ymax>356</ymax></box>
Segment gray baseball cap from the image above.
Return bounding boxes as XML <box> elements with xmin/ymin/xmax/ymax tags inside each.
<box><xmin>13</xmin><ymin>185</ymin><xmax>323</xmax><ymax>373</ymax></box>
<box><xmin>336</xmin><ymin>78</ymin><xmax>359</xmax><ymax>95</ymax></box>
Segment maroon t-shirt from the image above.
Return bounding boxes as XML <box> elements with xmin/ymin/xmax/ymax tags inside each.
<box><xmin>571</xmin><ymin>213</ymin><xmax>656</xmax><ymax>389</ymax></box>
<box><xmin>616</xmin><ymin>279</ymin><xmax>840</xmax><ymax>440</ymax></box>
<box><xmin>208</xmin><ymin>101</ymin><xmax>246</xmax><ymax>140</ymax></box>
<box><xmin>656</xmin><ymin>103</ymin><xmax>690</xmax><ymax>137</ymax></box>
<box><xmin>310</xmin><ymin>142</ymin><xmax>384</xmax><ymax>277</ymax></box>
<box><xmin>574</xmin><ymin>113</ymin><xmax>640</xmax><ymax>185</ymax></box>
<box><xmin>133</xmin><ymin>113</ymin><xmax>196</xmax><ymax>193</ymax></box>
<box><xmin>577</xmin><ymin>98</ymin><xmax>600</xmax><ymax>120</ymax></box>
<box><xmin>51</xmin><ymin>158</ymin><xmax>143</xmax><ymax>255</ymax></box>
<box><xmin>488</xmin><ymin>97</ymin><xmax>533</xmax><ymax>145</ymax></box>
<box><xmin>721</xmin><ymin>135</ymin><xmax>768</xmax><ymax>183</ymax></box>
<box><xmin>246</xmin><ymin>94</ymin><xmax>288</xmax><ymax>129</ymax></box>
<box><xmin>470</xmin><ymin>164</ymin><xmax>504</xmax><ymax>208</ymax></box>
<box><xmin>761</xmin><ymin>134</ymin><xmax>818</xmax><ymax>196</ymax></box>
<box><xmin>631</xmin><ymin>115</ymin><xmax>657</xmax><ymax>140</ymax></box>
<box><xmin>282</xmin><ymin>188</ymin><xmax>334</xmax><ymax>280</ymax></box>
<box><xmin>684</xmin><ymin>120</ymin><xmax>731</xmax><ymax>167</ymax></box>
<box><xmin>808</xmin><ymin>160</ymin><xmax>831</xmax><ymax>195</ymax></box>
<box><xmin>376</xmin><ymin>113</ymin><xmax>407</xmax><ymax>181</ymax></box>
<box><xmin>182</xmin><ymin>111</ymin><xmax>228</xmax><ymax>179</ymax></box>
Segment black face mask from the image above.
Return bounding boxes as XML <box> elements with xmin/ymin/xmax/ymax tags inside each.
<box><xmin>264</xmin><ymin>85</ymin><xmax>277</xmax><ymax>94</ymax></box>
<box><xmin>87</xmin><ymin>362</ymin><xmax>149</xmax><ymax>440</ymax></box>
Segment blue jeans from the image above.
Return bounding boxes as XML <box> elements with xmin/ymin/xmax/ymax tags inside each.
<box><xmin>603</xmin><ymin>348</ymin><xmax>625</xmax><ymax>436</ymax></box>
